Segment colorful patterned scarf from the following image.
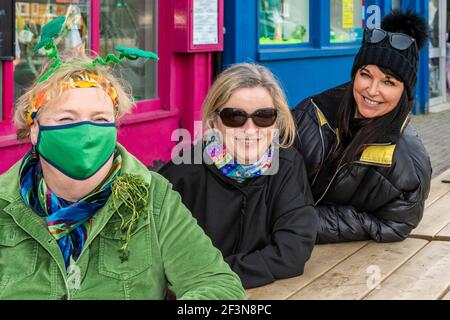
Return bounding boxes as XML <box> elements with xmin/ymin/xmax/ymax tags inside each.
<box><xmin>204</xmin><ymin>136</ymin><xmax>274</xmax><ymax>183</ymax></box>
<box><xmin>19</xmin><ymin>149</ymin><xmax>122</xmax><ymax>270</ymax></box>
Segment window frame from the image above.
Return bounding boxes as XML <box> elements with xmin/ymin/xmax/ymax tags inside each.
<box><xmin>0</xmin><ymin>63</ymin><xmax>2</xmax><ymax>121</ymax></box>
<box><xmin>92</xmin><ymin>0</ymin><xmax>173</xmax><ymax>126</ymax></box>
<box><xmin>329</xmin><ymin>0</ymin><xmax>365</xmax><ymax>46</ymax></box>
<box><xmin>0</xmin><ymin>60</ymin><xmax>15</xmax><ymax>146</ymax></box>
<box><xmin>258</xmin><ymin>0</ymin><xmax>312</xmax><ymax>49</ymax></box>
<box><xmin>257</xmin><ymin>0</ymin><xmax>364</xmax><ymax>61</ymax></box>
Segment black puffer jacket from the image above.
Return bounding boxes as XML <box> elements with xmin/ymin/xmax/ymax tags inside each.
<box><xmin>292</xmin><ymin>83</ymin><xmax>432</xmax><ymax>244</ymax></box>
<box><xmin>159</xmin><ymin>146</ymin><xmax>318</xmax><ymax>289</ymax></box>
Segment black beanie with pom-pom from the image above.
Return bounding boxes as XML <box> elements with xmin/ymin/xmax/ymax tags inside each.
<box><xmin>351</xmin><ymin>9</ymin><xmax>429</xmax><ymax>99</ymax></box>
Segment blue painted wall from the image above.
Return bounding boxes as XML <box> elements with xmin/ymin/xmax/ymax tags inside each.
<box><xmin>259</xmin><ymin>55</ymin><xmax>356</xmax><ymax>107</ymax></box>
<box><xmin>223</xmin><ymin>0</ymin><xmax>429</xmax><ymax>113</ymax></box>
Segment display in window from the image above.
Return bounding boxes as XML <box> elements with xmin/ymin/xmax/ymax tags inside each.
<box><xmin>14</xmin><ymin>1</ymin><xmax>90</xmax><ymax>102</ymax></box>
<box><xmin>330</xmin><ymin>0</ymin><xmax>364</xmax><ymax>43</ymax></box>
<box><xmin>100</xmin><ymin>0</ymin><xmax>158</xmax><ymax>101</ymax></box>
<box><xmin>259</xmin><ymin>0</ymin><xmax>309</xmax><ymax>45</ymax></box>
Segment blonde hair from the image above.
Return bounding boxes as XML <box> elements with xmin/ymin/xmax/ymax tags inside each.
<box><xmin>202</xmin><ymin>63</ymin><xmax>296</xmax><ymax>148</ymax></box>
<box><xmin>14</xmin><ymin>54</ymin><xmax>135</xmax><ymax>140</ymax></box>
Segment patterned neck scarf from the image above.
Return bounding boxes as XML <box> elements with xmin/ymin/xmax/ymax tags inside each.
<box><xmin>204</xmin><ymin>137</ymin><xmax>274</xmax><ymax>183</ymax></box>
<box><xmin>19</xmin><ymin>148</ymin><xmax>122</xmax><ymax>270</ymax></box>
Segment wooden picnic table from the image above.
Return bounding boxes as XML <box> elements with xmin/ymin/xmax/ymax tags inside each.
<box><xmin>247</xmin><ymin>169</ymin><xmax>450</xmax><ymax>300</ymax></box>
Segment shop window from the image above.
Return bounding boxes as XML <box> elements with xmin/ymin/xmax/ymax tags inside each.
<box><xmin>14</xmin><ymin>1</ymin><xmax>91</xmax><ymax>102</ymax></box>
<box><xmin>392</xmin><ymin>0</ymin><xmax>402</xmax><ymax>10</ymax></box>
<box><xmin>259</xmin><ymin>0</ymin><xmax>310</xmax><ymax>45</ymax></box>
<box><xmin>330</xmin><ymin>0</ymin><xmax>363</xmax><ymax>43</ymax></box>
<box><xmin>100</xmin><ymin>0</ymin><xmax>158</xmax><ymax>101</ymax></box>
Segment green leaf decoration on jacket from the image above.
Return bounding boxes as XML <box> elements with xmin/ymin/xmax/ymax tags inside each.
<box><xmin>111</xmin><ymin>174</ymin><xmax>150</xmax><ymax>262</ymax></box>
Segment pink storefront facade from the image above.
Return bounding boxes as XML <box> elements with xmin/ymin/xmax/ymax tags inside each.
<box><xmin>0</xmin><ymin>0</ymin><xmax>223</xmax><ymax>174</ymax></box>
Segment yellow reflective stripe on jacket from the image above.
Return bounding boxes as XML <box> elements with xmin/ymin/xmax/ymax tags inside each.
<box><xmin>359</xmin><ymin>145</ymin><xmax>397</xmax><ymax>166</ymax></box>
<box><xmin>314</xmin><ymin>106</ymin><xmax>328</xmax><ymax>126</ymax></box>
<box><xmin>313</xmin><ymin>102</ymin><xmax>410</xmax><ymax>166</ymax></box>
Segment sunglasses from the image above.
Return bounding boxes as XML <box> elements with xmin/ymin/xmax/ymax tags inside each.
<box><xmin>217</xmin><ymin>108</ymin><xmax>277</xmax><ymax>128</ymax></box>
<box><xmin>364</xmin><ymin>28</ymin><xmax>417</xmax><ymax>51</ymax></box>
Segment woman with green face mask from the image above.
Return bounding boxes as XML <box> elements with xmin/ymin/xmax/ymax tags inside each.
<box><xmin>0</xmin><ymin>17</ymin><xmax>245</xmax><ymax>300</ymax></box>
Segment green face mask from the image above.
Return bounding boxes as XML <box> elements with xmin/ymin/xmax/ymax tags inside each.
<box><xmin>37</xmin><ymin>121</ymin><xmax>117</xmax><ymax>180</ymax></box>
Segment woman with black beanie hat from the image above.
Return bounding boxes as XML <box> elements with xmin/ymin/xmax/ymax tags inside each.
<box><xmin>292</xmin><ymin>10</ymin><xmax>432</xmax><ymax>243</ymax></box>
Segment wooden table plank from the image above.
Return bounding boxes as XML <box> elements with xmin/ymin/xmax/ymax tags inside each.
<box><xmin>410</xmin><ymin>191</ymin><xmax>450</xmax><ymax>240</ymax></box>
<box><xmin>435</xmin><ymin>223</ymin><xmax>450</xmax><ymax>242</ymax></box>
<box><xmin>246</xmin><ymin>241</ymin><xmax>368</xmax><ymax>300</ymax></box>
<box><xmin>442</xmin><ymin>291</ymin><xmax>450</xmax><ymax>300</ymax></box>
<box><xmin>425</xmin><ymin>168</ymin><xmax>450</xmax><ymax>208</ymax></box>
<box><xmin>365</xmin><ymin>241</ymin><xmax>450</xmax><ymax>300</ymax></box>
<box><xmin>288</xmin><ymin>238</ymin><xmax>427</xmax><ymax>300</ymax></box>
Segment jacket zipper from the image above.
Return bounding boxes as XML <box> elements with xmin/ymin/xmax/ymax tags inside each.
<box><xmin>61</xmin><ymin>217</ymin><xmax>108</xmax><ymax>299</ymax></box>
<box><xmin>314</xmin><ymin>150</ymin><xmax>392</xmax><ymax>206</ymax></box>
<box><xmin>310</xmin><ymin>100</ymin><xmax>395</xmax><ymax>205</ymax></box>
<box><xmin>310</xmin><ymin>100</ymin><xmax>340</xmax><ymax>187</ymax></box>
<box><xmin>232</xmin><ymin>196</ymin><xmax>247</xmax><ymax>254</ymax></box>
<box><xmin>311</xmin><ymin>100</ymin><xmax>326</xmax><ymax>186</ymax></box>
<box><xmin>312</xmin><ymin>117</ymin><xmax>325</xmax><ymax>186</ymax></box>
<box><xmin>314</xmin><ymin>162</ymin><xmax>348</xmax><ymax>206</ymax></box>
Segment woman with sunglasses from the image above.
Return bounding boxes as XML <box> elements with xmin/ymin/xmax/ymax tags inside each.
<box><xmin>293</xmin><ymin>10</ymin><xmax>432</xmax><ymax>244</ymax></box>
<box><xmin>160</xmin><ymin>63</ymin><xmax>318</xmax><ymax>289</ymax></box>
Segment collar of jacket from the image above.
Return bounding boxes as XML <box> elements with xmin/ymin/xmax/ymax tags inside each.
<box><xmin>311</xmin><ymin>83</ymin><xmax>410</xmax><ymax>167</ymax></box>
<box><xmin>198</xmin><ymin>143</ymin><xmax>269</xmax><ymax>192</ymax></box>
<box><xmin>204</xmin><ymin>160</ymin><xmax>268</xmax><ymax>192</ymax></box>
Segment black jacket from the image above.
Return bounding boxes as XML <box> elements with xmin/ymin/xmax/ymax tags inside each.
<box><xmin>292</xmin><ymin>83</ymin><xmax>432</xmax><ymax>244</ymax></box>
<box><xmin>159</xmin><ymin>146</ymin><xmax>318</xmax><ymax>289</ymax></box>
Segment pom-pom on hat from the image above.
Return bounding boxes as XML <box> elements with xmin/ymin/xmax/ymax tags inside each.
<box><xmin>351</xmin><ymin>10</ymin><xmax>429</xmax><ymax>99</ymax></box>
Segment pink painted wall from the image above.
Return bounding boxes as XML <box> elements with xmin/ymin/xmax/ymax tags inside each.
<box><xmin>0</xmin><ymin>0</ymin><xmax>222</xmax><ymax>173</ymax></box>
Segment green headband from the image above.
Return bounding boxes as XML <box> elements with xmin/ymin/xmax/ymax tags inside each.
<box><xmin>34</xmin><ymin>16</ymin><xmax>159</xmax><ymax>83</ymax></box>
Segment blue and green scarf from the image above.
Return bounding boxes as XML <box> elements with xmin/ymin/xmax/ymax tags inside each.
<box><xmin>19</xmin><ymin>149</ymin><xmax>122</xmax><ymax>270</ymax></box>
<box><xmin>204</xmin><ymin>136</ymin><xmax>274</xmax><ymax>183</ymax></box>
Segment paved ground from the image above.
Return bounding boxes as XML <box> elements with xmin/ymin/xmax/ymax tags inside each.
<box><xmin>411</xmin><ymin>110</ymin><xmax>450</xmax><ymax>178</ymax></box>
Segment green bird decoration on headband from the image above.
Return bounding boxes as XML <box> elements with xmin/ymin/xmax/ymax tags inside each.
<box><xmin>34</xmin><ymin>16</ymin><xmax>159</xmax><ymax>83</ymax></box>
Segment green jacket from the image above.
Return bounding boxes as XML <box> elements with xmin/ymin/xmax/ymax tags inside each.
<box><xmin>0</xmin><ymin>145</ymin><xmax>246</xmax><ymax>300</ymax></box>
